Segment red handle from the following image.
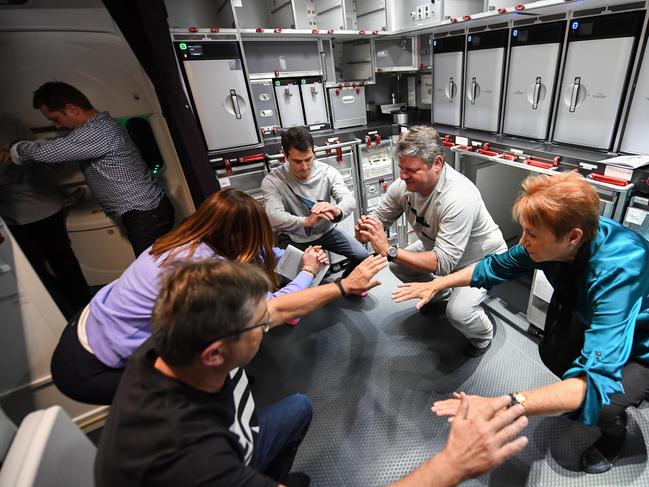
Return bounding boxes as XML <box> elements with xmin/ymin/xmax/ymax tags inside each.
<box><xmin>526</xmin><ymin>159</ymin><xmax>555</xmax><ymax>169</ymax></box>
<box><xmin>463</xmin><ymin>15</ymin><xmax>472</xmax><ymax>21</ymax></box>
<box><xmin>374</xmin><ymin>134</ymin><xmax>381</xmax><ymax>146</ymax></box>
<box><xmin>589</xmin><ymin>173</ymin><xmax>629</xmax><ymax>186</ymax></box>
<box><xmin>477</xmin><ymin>149</ymin><xmax>499</xmax><ymax>157</ymax></box>
<box><xmin>336</xmin><ymin>147</ymin><xmax>343</xmax><ymax>164</ymax></box>
<box><xmin>502</xmin><ymin>154</ymin><xmax>517</xmax><ymax>161</ymax></box>
<box><xmin>442</xmin><ymin>141</ymin><xmax>455</xmax><ymax>148</ymax></box>
<box><xmin>239</xmin><ymin>153</ymin><xmax>265</xmax><ymax>163</ymax></box>
<box><xmin>515</xmin><ymin>4</ymin><xmax>525</xmax><ymax>10</ymax></box>
<box><xmin>359</xmin><ymin>30</ymin><xmax>366</xmax><ymax>35</ymax></box>
<box><xmin>458</xmin><ymin>145</ymin><xmax>473</xmax><ymax>151</ymax></box>
<box><xmin>498</xmin><ymin>7</ymin><xmax>507</xmax><ymax>14</ymax></box>
<box><xmin>365</xmin><ymin>135</ymin><xmax>371</xmax><ymax>148</ymax></box>
<box><xmin>210</xmin><ymin>27</ymin><xmax>220</xmax><ymax>33</ymax></box>
<box><xmin>224</xmin><ymin>159</ymin><xmax>233</xmax><ymax>174</ymax></box>
<box><xmin>256</xmin><ymin>28</ymin><xmax>264</xmax><ymax>33</ymax></box>
<box><xmin>188</xmin><ymin>27</ymin><xmax>199</xmax><ymax>33</ymax></box>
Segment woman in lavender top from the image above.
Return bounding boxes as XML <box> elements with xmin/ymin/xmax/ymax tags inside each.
<box><xmin>51</xmin><ymin>188</ymin><xmax>327</xmax><ymax>405</ymax></box>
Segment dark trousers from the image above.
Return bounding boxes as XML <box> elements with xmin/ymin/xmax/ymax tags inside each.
<box><xmin>121</xmin><ymin>195</ymin><xmax>175</xmax><ymax>257</ymax></box>
<box><xmin>290</xmin><ymin>226</ymin><xmax>369</xmax><ymax>277</ymax></box>
<box><xmin>596</xmin><ymin>360</ymin><xmax>649</xmax><ymax>449</ymax></box>
<box><xmin>254</xmin><ymin>393</ymin><xmax>313</xmax><ymax>483</ymax></box>
<box><xmin>9</xmin><ymin>210</ymin><xmax>90</xmax><ymax>318</ymax></box>
<box><xmin>50</xmin><ymin>311</ymin><xmax>124</xmax><ymax>405</ymax></box>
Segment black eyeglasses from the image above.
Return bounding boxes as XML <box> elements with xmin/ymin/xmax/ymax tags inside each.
<box><xmin>201</xmin><ymin>309</ymin><xmax>271</xmax><ymax>347</ymax></box>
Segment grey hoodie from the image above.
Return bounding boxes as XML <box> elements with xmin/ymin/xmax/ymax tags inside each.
<box><xmin>261</xmin><ymin>160</ymin><xmax>356</xmax><ymax>242</ymax></box>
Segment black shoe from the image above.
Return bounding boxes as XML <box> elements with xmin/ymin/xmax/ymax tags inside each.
<box><xmin>464</xmin><ymin>340</ymin><xmax>492</xmax><ymax>358</ymax></box>
<box><xmin>580</xmin><ymin>439</ymin><xmax>625</xmax><ymax>474</ymax></box>
<box><xmin>285</xmin><ymin>472</ymin><xmax>311</xmax><ymax>487</ymax></box>
<box><xmin>419</xmin><ymin>300</ymin><xmax>447</xmax><ymax>317</ymax></box>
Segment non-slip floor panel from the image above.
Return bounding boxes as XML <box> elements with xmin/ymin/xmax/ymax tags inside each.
<box><xmin>247</xmin><ymin>267</ymin><xmax>649</xmax><ymax>486</ymax></box>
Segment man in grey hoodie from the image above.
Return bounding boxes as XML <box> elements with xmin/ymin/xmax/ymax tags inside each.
<box><xmin>261</xmin><ymin>127</ymin><xmax>369</xmax><ymax>276</ymax></box>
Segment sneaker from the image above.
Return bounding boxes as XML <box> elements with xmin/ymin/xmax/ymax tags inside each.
<box><xmin>464</xmin><ymin>340</ymin><xmax>492</xmax><ymax>358</ymax></box>
<box><xmin>287</xmin><ymin>318</ymin><xmax>301</xmax><ymax>326</ymax></box>
<box><xmin>580</xmin><ymin>439</ymin><xmax>625</xmax><ymax>474</ymax></box>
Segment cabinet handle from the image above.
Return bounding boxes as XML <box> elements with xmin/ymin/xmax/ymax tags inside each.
<box><xmin>532</xmin><ymin>76</ymin><xmax>541</xmax><ymax>110</ymax></box>
<box><xmin>569</xmin><ymin>77</ymin><xmax>581</xmax><ymax>113</ymax></box>
<box><xmin>230</xmin><ymin>89</ymin><xmax>242</xmax><ymax>119</ymax></box>
<box><xmin>470</xmin><ymin>77</ymin><xmax>477</xmax><ymax>105</ymax></box>
<box><xmin>320</xmin><ymin>51</ymin><xmax>327</xmax><ymax>82</ymax></box>
<box><xmin>448</xmin><ymin>77</ymin><xmax>456</xmax><ymax>102</ymax></box>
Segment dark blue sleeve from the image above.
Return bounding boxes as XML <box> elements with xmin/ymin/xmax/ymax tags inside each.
<box><xmin>470</xmin><ymin>244</ymin><xmax>536</xmax><ymax>289</ymax></box>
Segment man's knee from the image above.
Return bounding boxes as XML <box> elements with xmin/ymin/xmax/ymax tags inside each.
<box><xmin>445</xmin><ymin>301</ymin><xmax>489</xmax><ymax>330</ymax></box>
<box><xmin>287</xmin><ymin>393</ymin><xmax>313</xmax><ymax>430</ymax></box>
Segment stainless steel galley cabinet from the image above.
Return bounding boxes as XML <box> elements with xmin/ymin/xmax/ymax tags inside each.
<box><xmin>552</xmin><ymin>12</ymin><xmax>643</xmax><ymax>149</ymax></box>
<box><xmin>432</xmin><ymin>35</ymin><xmax>464</xmax><ymax>127</ymax></box>
<box><xmin>275</xmin><ymin>81</ymin><xmax>305</xmax><ymax>127</ymax></box>
<box><xmin>176</xmin><ymin>42</ymin><xmax>259</xmax><ymax>151</ymax></box>
<box><xmin>503</xmin><ymin>22</ymin><xmax>564</xmax><ymax>139</ymax></box>
<box><xmin>463</xmin><ymin>30</ymin><xmax>508</xmax><ymax>132</ymax></box>
<box><xmin>621</xmin><ymin>39</ymin><xmax>649</xmax><ymax>154</ymax></box>
<box><xmin>300</xmin><ymin>79</ymin><xmax>329</xmax><ymax>125</ymax></box>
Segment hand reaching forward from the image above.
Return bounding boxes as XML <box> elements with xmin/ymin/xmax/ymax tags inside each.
<box><xmin>391</xmin><ymin>281</ymin><xmax>440</xmax><ymax>309</ymax></box>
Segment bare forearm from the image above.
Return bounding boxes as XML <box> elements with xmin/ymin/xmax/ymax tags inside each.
<box><xmin>434</xmin><ymin>264</ymin><xmax>475</xmax><ymax>290</ymax></box>
<box><xmin>267</xmin><ymin>282</ymin><xmax>341</xmax><ymax>325</ymax></box>
<box><xmin>390</xmin><ymin>451</ymin><xmax>462</xmax><ymax>487</ymax></box>
<box><xmin>393</xmin><ymin>248</ymin><xmax>439</xmax><ymax>274</ymax></box>
<box><xmin>520</xmin><ymin>377</ymin><xmax>587</xmax><ymax>417</ymax></box>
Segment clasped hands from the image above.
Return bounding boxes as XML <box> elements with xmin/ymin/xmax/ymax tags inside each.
<box><xmin>304</xmin><ymin>202</ymin><xmax>342</xmax><ymax>228</ymax></box>
<box><xmin>301</xmin><ymin>245</ymin><xmax>329</xmax><ymax>275</ymax></box>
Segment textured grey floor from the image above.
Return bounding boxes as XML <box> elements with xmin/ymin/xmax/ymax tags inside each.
<box><xmin>248</xmin><ymin>267</ymin><xmax>649</xmax><ymax>486</ymax></box>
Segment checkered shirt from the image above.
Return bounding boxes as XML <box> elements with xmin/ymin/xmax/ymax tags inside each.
<box><xmin>11</xmin><ymin>111</ymin><xmax>164</xmax><ymax>217</ymax></box>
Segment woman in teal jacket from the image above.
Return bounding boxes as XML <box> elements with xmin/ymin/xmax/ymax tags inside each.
<box><xmin>393</xmin><ymin>172</ymin><xmax>649</xmax><ymax>474</ymax></box>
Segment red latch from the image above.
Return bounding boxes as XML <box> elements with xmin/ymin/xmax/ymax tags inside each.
<box><xmin>498</xmin><ymin>7</ymin><xmax>507</xmax><ymax>14</ymax></box>
<box><xmin>459</xmin><ymin>145</ymin><xmax>473</xmax><ymax>151</ymax></box>
<box><xmin>442</xmin><ymin>135</ymin><xmax>455</xmax><ymax>148</ymax></box>
<box><xmin>312</xmin><ymin>29</ymin><xmax>319</xmax><ymax>34</ymax></box>
<box><xmin>463</xmin><ymin>15</ymin><xmax>472</xmax><ymax>21</ymax></box>
<box><xmin>224</xmin><ymin>159</ymin><xmax>233</xmax><ymax>174</ymax></box>
<box><xmin>419</xmin><ymin>63</ymin><xmax>425</xmax><ymax>70</ymax></box>
<box><xmin>588</xmin><ymin>173</ymin><xmax>629</xmax><ymax>187</ymax></box>
<box><xmin>377</xmin><ymin>67</ymin><xmax>384</xmax><ymax>73</ymax></box>
<box><xmin>552</xmin><ymin>156</ymin><xmax>561</xmax><ymax>165</ymax></box>
<box><xmin>274</xmin><ymin>27</ymin><xmax>282</xmax><ymax>33</ymax></box>
<box><xmin>482</xmin><ymin>143</ymin><xmax>490</xmax><ymax>151</ymax></box>
<box><xmin>374</xmin><ymin>134</ymin><xmax>381</xmax><ymax>146</ymax></box>
<box><xmin>450</xmin><ymin>17</ymin><xmax>458</xmax><ymax>23</ymax></box>
<box><xmin>515</xmin><ymin>4</ymin><xmax>526</xmax><ymax>10</ymax></box>
<box><xmin>325</xmin><ymin>147</ymin><xmax>332</xmax><ymax>156</ymax></box>
<box><xmin>502</xmin><ymin>154</ymin><xmax>517</xmax><ymax>161</ymax></box>
<box><xmin>210</xmin><ymin>27</ymin><xmax>220</xmax><ymax>33</ymax></box>
<box><xmin>336</xmin><ymin>147</ymin><xmax>343</xmax><ymax>164</ymax></box>
<box><xmin>239</xmin><ymin>153</ymin><xmax>265</xmax><ymax>164</ymax></box>
<box><xmin>335</xmin><ymin>89</ymin><xmax>341</xmax><ymax>96</ymax></box>
<box><xmin>272</xmin><ymin>127</ymin><xmax>278</xmax><ymax>135</ymax></box>
<box><xmin>274</xmin><ymin>69</ymin><xmax>280</xmax><ymax>77</ymax></box>
<box><xmin>359</xmin><ymin>30</ymin><xmax>366</xmax><ymax>35</ymax></box>
<box><xmin>344</xmin><ymin>82</ymin><xmax>350</xmax><ymax>87</ymax></box>
<box><xmin>477</xmin><ymin>148</ymin><xmax>499</xmax><ymax>157</ymax></box>
<box><xmin>328</xmin><ymin>29</ymin><xmax>335</xmax><ymax>34</ymax></box>
<box><xmin>526</xmin><ymin>158</ymin><xmax>556</xmax><ymax>169</ymax></box>
<box><xmin>188</xmin><ymin>27</ymin><xmax>199</xmax><ymax>33</ymax></box>
<box><xmin>372</xmin><ymin>30</ymin><xmax>379</xmax><ymax>35</ymax></box>
<box><xmin>256</xmin><ymin>27</ymin><xmax>264</xmax><ymax>33</ymax></box>
<box><xmin>356</xmin><ymin>87</ymin><xmax>360</xmax><ymax>94</ymax></box>
<box><xmin>365</xmin><ymin>135</ymin><xmax>372</xmax><ymax>148</ymax></box>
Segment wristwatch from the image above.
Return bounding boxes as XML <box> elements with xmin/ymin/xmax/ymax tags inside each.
<box><xmin>386</xmin><ymin>245</ymin><xmax>399</xmax><ymax>262</ymax></box>
<box><xmin>508</xmin><ymin>392</ymin><xmax>527</xmax><ymax>410</ymax></box>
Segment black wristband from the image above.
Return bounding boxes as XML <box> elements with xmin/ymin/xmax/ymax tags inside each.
<box><xmin>334</xmin><ymin>278</ymin><xmax>347</xmax><ymax>297</ymax></box>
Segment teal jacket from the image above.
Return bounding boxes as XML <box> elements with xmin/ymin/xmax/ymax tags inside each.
<box><xmin>471</xmin><ymin>217</ymin><xmax>649</xmax><ymax>425</ymax></box>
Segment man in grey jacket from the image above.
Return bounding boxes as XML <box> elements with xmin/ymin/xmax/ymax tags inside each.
<box><xmin>261</xmin><ymin>127</ymin><xmax>368</xmax><ymax>276</ymax></box>
<box><xmin>356</xmin><ymin>126</ymin><xmax>507</xmax><ymax>356</ymax></box>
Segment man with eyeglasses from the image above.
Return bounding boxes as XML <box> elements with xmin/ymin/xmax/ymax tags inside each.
<box><xmin>262</xmin><ymin>127</ymin><xmax>369</xmax><ymax>277</ymax></box>
<box><xmin>355</xmin><ymin>126</ymin><xmax>507</xmax><ymax>357</ymax></box>
<box><xmin>95</xmin><ymin>258</ymin><xmax>528</xmax><ymax>487</ymax></box>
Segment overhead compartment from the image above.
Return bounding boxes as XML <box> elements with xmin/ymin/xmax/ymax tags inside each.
<box><xmin>552</xmin><ymin>12</ymin><xmax>643</xmax><ymax>150</ymax></box>
<box><xmin>243</xmin><ymin>39</ymin><xmax>322</xmax><ymax>79</ymax></box>
<box><xmin>374</xmin><ymin>37</ymin><xmax>417</xmax><ymax>72</ymax></box>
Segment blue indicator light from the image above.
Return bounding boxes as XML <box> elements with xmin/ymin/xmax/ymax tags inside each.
<box><xmin>571</xmin><ymin>21</ymin><xmax>579</xmax><ymax>30</ymax></box>
<box><xmin>468</xmin><ymin>35</ymin><xmax>472</xmax><ymax>42</ymax></box>
<box><xmin>433</xmin><ymin>40</ymin><xmax>437</xmax><ymax>46</ymax></box>
<box><xmin>513</xmin><ymin>29</ymin><xmax>518</xmax><ymax>37</ymax></box>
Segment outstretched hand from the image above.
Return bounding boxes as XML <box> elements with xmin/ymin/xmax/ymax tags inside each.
<box><xmin>341</xmin><ymin>254</ymin><xmax>388</xmax><ymax>295</ymax></box>
<box><xmin>391</xmin><ymin>281</ymin><xmax>439</xmax><ymax>309</ymax></box>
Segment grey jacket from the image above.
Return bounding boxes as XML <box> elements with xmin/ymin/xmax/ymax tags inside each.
<box><xmin>261</xmin><ymin>161</ymin><xmax>356</xmax><ymax>242</ymax></box>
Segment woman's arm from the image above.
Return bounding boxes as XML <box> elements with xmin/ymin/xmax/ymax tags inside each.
<box><xmin>392</xmin><ymin>264</ymin><xmax>476</xmax><ymax>309</ymax></box>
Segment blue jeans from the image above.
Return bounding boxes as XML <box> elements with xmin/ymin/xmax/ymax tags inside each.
<box><xmin>254</xmin><ymin>393</ymin><xmax>313</xmax><ymax>483</ymax></box>
<box><xmin>292</xmin><ymin>226</ymin><xmax>369</xmax><ymax>277</ymax></box>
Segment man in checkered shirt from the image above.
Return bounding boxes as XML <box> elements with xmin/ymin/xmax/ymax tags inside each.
<box><xmin>2</xmin><ymin>82</ymin><xmax>174</xmax><ymax>257</ymax></box>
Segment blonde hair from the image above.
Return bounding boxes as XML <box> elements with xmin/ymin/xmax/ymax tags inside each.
<box><xmin>512</xmin><ymin>173</ymin><xmax>600</xmax><ymax>241</ymax></box>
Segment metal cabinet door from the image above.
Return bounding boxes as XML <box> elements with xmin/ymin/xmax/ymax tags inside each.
<box><xmin>250</xmin><ymin>80</ymin><xmax>280</xmax><ymax>130</ymax></box>
<box><xmin>275</xmin><ymin>84</ymin><xmax>305</xmax><ymax>127</ymax></box>
<box><xmin>300</xmin><ymin>82</ymin><xmax>329</xmax><ymax>125</ymax></box>
<box><xmin>503</xmin><ymin>43</ymin><xmax>561</xmax><ymax>139</ymax></box>
<box><xmin>553</xmin><ymin>37</ymin><xmax>634</xmax><ymax>149</ymax></box>
<box><xmin>464</xmin><ymin>47</ymin><xmax>505</xmax><ymax>131</ymax></box>
<box><xmin>328</xmin><ymin>87</ymin><xmax>367</xmax><ymax>129</ymax></box>
<box><xmin>621</xmin><ymin>47</ymin><xmax>649</xmax><ymax>154</ymax></box>
<box><xmin>433</xmin><ymin>51</ymin><xmax>463</xmax><ymax>126</ymax></box>
<box><xmin>183</xmin><ymin>59</ymin><xmax>258</xmax><ymax>151</ymax></box>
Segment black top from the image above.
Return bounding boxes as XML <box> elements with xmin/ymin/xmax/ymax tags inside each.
<box><xmin>94</xmin><ymin>344</ymin><xmax>276</xmax><ymax>487</ymax></box>
<box><xmin>511</xmin><ymin>21</ymin><xmax>565</xmax><ymax>47</ymax></box>
<box><xmin>433</xmin><ymin>35</ymin><xmax>465</xmax><ymax>54</ymax></box>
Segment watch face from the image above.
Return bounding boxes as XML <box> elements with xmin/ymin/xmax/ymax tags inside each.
<box><xmin>388</xmin><ymin>246</ymin><xmax>398</xmax><ymax>258</ymax></box>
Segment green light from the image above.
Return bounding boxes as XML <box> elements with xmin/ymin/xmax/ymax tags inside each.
<box><xmin>179</xmin><ymin>43</ymin><xmax>187</xmax><ymax>50</ymax></box>
<box><xmin>301</xmin><ymin>79</ymin><xmax>306</xmax><ymax>85</ymax></box>
<box><xmin>274</xmin><ymin>80</ymin><xmax>280</xmax><ymax>86</ymax></box>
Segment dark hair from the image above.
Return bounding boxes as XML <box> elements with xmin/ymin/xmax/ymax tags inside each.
<box><xmin>151</xmin><ymin>260</ymin><xmax>270</xmax><ymax>366</ymax></box>
<box><xmin>281</xmin><ymin>127</ymin><xmax>314</xmax><ymax>155</ymax></box>
<box><xmin>32</xmin><ymin>82</ymin><xmax>93</xmax><ymax>111</ymax></box>
<box><xmin>150</xmin><ymin>188</ymin><xmax>279</xmax><ymax>289</ymax></box>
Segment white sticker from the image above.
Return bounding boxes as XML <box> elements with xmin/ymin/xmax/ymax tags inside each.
<box><xmin>455</xmin><ymin>136</ymin><xmax>468</xmax><ymax>146</ymax></box>
<box><xmin>604</xmin><ymin>165</ymin><xmax>633</xmax><ymax>182</ymax></box>
<box><xmin>471</xmin><ymin>140</ymin><xmax>482</xmax><ymax>147</ymax></box>
<box><xmin>579</xmin><ymin>162</ymin><xmax>598</xmax><ymax>170</ymax></box>
<box><xmin>625</xmin><ymin>207</ymin><xmax>647</xmax><ymax>226</ymax></box>
<box><xmin>232</xmin><ymin>0</ymin><xmax>242</xmax><ymax>7</ymax></box>
<box><xmin>219</xmin><ymin>177</ymin><xmax>231</xmax><ymax>188</ymax></box>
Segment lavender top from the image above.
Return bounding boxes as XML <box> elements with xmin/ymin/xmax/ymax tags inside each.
<box><xmin>86</xmin><ymin>243</ymin><xmax>312</xmax><ymax>368</ymax></box>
